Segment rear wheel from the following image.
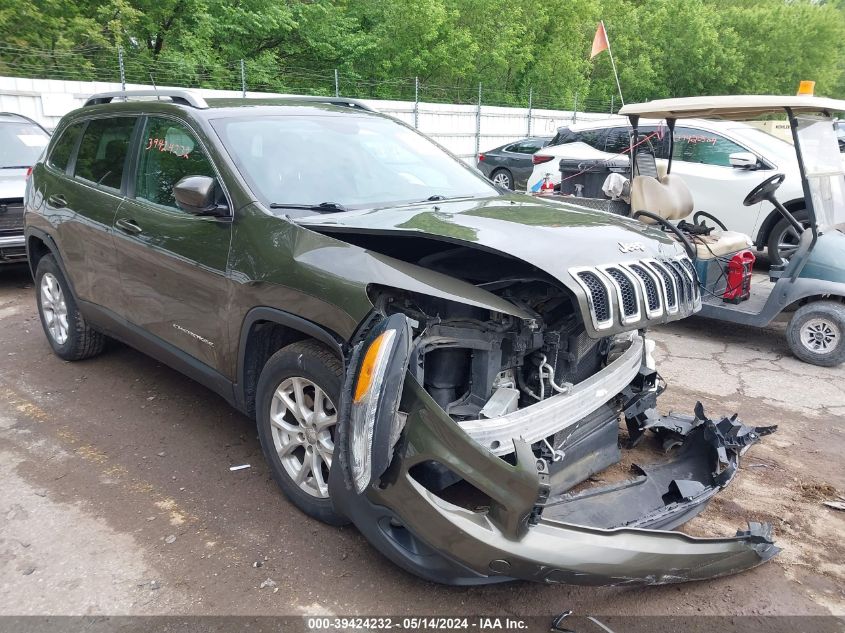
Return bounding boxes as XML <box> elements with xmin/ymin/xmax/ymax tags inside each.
<box><xmin>766</xmin><ymin>209</ymin><xmax>809</xmax><ymax>266</ymax></box>
<box><xmin>35</xmin><ymin>254</ymin><xmax>105</xmax><ymax>361</ymax></box>
<box><xmin>786</xmin><ymin>301</ymin><xmax>845</xmax><ymax>367</ymax></box>
<box><xmin>491</xmin><ymin>168</ymin><xmax>514</xmax><ymax>190</ymax></box>
<box><xmin>256</xmin><ymin>339</ymin><xmax>348</xmax><ymax>525</ymax></box>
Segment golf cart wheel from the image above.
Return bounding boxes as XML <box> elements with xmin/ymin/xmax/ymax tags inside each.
<box><xmin>767</xmin><ymin>209</ymin><xmax>808</xmax><ymax>266</ymax></box>
<box><xmin>491</xmin><ymin>168</ymin><xmax>514</xmax><ymax>190</ymax></box>
<box><xmin>35</xmin><ymin>254</ymin><xmax>105</xmax><ymax>361</ymax></box>
<box><xmin>256</xmin><ymin>339</ymin><xmax>349</xmax><ymax>525</ymax></box>
<box><xmin>786</xmin><ymin>301</ymin><xmax>845</xmax><ymax>367</ymax></box>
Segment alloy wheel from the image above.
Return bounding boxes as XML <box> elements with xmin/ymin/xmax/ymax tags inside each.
<box><xmin>40</xmin><ymin>272</ymin><xmax>69</xmax><ymax>345</ymax></box>
<box><xmin>799</xmin><ymin>318</ymin><xmax>840</xmax><ymax>355</ymax></box>
<box><xmin>269</xmin><ymin>376</ymin><xmax>337</xmax><ymax>498</ymax></box>
<box><xmin>492</xmin><ymin>171</ymin><xmax>512</xmax><ymax>189</ymax></box>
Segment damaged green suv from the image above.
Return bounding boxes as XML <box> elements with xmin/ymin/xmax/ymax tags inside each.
<box><xmin>25</xmin><ymin>90</ymin><xmax>779</xmax><ymax>586</ymax></box>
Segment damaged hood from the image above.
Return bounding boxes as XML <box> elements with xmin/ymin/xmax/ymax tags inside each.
<box><xmin>296</xmin><ymin>194</ymin><xmax>682</xmax><ymax>270</ymax></box>
<box><xmin>297</xmin><ymin>194</ymin><xmax>696</xmax><ymax>336</ymax></box>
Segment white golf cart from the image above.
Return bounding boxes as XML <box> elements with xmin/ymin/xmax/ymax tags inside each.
<box><xmin>575</xmin><ymin>95</ymin><xmax>845</xmax><ymax>366</ymax></box>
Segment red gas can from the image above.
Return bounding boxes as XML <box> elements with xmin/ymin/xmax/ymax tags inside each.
<box><xmin>723</xmin><ymin>250</ymin><xmax>755</xmax><ymax>304</ymax></box>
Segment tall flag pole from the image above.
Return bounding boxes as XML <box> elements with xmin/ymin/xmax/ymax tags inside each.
<box><xmin>590</xmin><ymin>20</ymin><xmax>624</xmax><ymax>106</ymax></box>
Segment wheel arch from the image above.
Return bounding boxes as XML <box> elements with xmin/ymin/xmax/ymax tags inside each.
<box><xmin>25</xmin><ymin>228</ymin><xmax>80</xmax><ymax>298</ymax></box>
<box><xmin>235</xmin><ymin>307</ymin><xmax>346</xmax><ymax>418</ymax></box>
<box><xmin>754</xmin><ymin>198</ymin><xmax>806</xmax><ymax>248</ymax></box>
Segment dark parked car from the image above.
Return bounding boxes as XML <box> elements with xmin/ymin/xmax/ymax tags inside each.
<box><xmin>476</xmin><ymin>136</ymin><xmax>550</xmax><ymax>190</ymax></box>
<box><xmin>1</xmin><ymin>112</ymin><xmax>50</xmax><ymax>264</ymax></box>
<box><xmin>25</xmin><ymin>90</ymin><xmax>778</xmax><ymax>586</ymax></box>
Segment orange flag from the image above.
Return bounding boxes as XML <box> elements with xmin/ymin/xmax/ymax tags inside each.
<box><xmin>590</xmin><ymin>22</ymin><xmax>609</xmax><ymax>59</ymax></box>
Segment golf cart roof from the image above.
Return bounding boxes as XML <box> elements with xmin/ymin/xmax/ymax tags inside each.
<box><xmin>619</xmin><ymin>95</ymin><xmax>845</xmax><ymax>120</ymax></box>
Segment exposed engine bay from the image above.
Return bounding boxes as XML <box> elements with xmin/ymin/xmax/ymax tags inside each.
<box><xmin>305</xmin><ymin>212</ymin><xmax>780</xmax><ymax>585</ymax></box>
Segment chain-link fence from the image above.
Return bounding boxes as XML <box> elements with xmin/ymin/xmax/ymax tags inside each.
<box><xmin>0</xmin><ymin>44</ymin><xmax>623</xmax><ymax>161</ymax></box>
<box><xmin>0</xmin><ymin>44</ymin><xmax>618</xmax><ymax>112</ymax></box>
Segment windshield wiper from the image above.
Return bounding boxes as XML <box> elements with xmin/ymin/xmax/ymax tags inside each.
<box><xmin>1</xmin><ymin>165</ymin><xmax>31</xmax><ymax>170</ymax></box>
<box><xmin>268</xmin><ymin>201</ymin><xmax>348</xmax><ymax>213</ymax></box>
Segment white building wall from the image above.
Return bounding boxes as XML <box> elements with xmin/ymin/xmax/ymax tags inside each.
<box><xmin>0</xmin><ymin>76</ymin><xmax>620</xmax><ymax>161</ymax></box>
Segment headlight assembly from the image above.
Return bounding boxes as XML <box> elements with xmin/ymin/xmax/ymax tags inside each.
<box><xmin>342</xmin><ymin>313</ymin><xmax>413</xmax><ymax>494</ymax></box>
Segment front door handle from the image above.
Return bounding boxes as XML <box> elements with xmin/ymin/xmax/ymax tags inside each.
<box><xmin>115</xmin><ymin>218</ymin><xmax>143</xmax><ymax>235</ymax></box>
<box><xmin>48</xmin><ymin>194</ymin><xmax>67</xmax><ymax>208</ymax></box>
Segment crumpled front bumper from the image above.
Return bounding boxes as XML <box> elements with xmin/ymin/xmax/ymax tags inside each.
<box><xmin>329</xmin><ymin>368</ymin><xmax>780</xmax><ymax>586</ymax></box>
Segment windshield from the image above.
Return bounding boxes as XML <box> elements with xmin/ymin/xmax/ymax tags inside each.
<box><xmin>0</xmin><ymin>120</ymin><xmax>49</xmax><ymax>169</ymax></box>
<box><xmin>796</xmin><ymin>115</ymin><xmax>845</xmax><ymax>229</ymax></box>
<box><xmin>729</xmin><ymin>126</ymin><xmax>793</xmax><ymax>156</ymax></box>
<box><xmin>212</xmin><ymin>114</ymin><xmax>497</xmax><ymax>209</ymax></box>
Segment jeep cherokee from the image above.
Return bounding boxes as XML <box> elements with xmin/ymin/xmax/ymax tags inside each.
<box><xmin>24</xmin><ymin>90</ymin><xmax>779</xmax><ymax>586</ymax></box>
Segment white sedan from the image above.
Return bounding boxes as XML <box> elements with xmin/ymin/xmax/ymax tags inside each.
<box><xmin>527</xmin><ymin>117</ymin><xmax>807</xmax><ymax>264</ymax></box>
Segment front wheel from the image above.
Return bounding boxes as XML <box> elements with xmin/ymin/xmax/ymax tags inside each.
<box><xmin>256</xmin><ymin>339</ymin><xmax>348</xmax><ymax>525</ymax></box>
<box><xmin>786</xmin><ymin>301</ymin><xmax>845</xmax><ymax>367</ymax></box>
<box><xmin>767</xmin><ymin>210</ymin><xmax>809</xmax><ymax>266</ymax></box>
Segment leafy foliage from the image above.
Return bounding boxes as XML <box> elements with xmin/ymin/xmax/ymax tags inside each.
<box><xmin>1</xmin><ymin>0</ymin><xmax>844</xmax><ymax>110</ymax></box>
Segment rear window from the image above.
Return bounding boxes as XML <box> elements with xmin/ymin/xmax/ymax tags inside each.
<box><xmin>47</xmin><ymin>123</ymin><xmax>83</xmax><ymax>173</ymax></box>
<box><xmin>0</xmin><ymin>119</ymin><xmax>50</xmax><ymax>169</ymax></box>
<box><xmin>73</xmin><ymin>117</ymin><xmax>136</xmax><ymax>190</ymax></box>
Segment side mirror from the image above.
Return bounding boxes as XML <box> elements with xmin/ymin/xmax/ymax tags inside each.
<box><xmin>729</xmin><ymin>152</ymin><xmax>759</xmax><ymax>170</ymax></box>
<box><xmin>173</xmin><ymin>175</ymin><xmax>229</xmax><ymax>216</ymax></box>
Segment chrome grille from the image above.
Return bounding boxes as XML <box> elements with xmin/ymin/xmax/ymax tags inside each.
<box><xmin>0</xmin><ymin>200</ymin><xmax>24</xmax><ymax>234</ymax></box>
<box><xmin>575</xmin><ymin>270</ymin><xmax>612</xmax><ymax>326</ymax></box>
<box><xmin>627</xmin><ymin>263</ymin><xmax>660</xmax><ymax>312</ymax></box>
<box><xmin>571</xmin><ymin>255</ymin><xmax>699</xmax><ymax>333</ymax></box>
<box><xmin>604</xmin><ymin>266</ymin><xmax>639</xmax><ymax>322</ymax></box>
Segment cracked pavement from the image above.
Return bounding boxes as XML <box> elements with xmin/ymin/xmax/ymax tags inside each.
<box><xmin>0</xmin><ymin>264</ymin><xmax>843</xmax><ymax>618</ymax></box>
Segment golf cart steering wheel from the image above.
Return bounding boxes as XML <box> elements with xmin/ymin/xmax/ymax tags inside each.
<box><xmin>743</xmin><ymin>173</ymin><xmax>786</xmax><ymax>207</ymax></box>
<box><xmin>633</xmin><ymin>210</ymin><xmax>698</xmax><ymax>260</ymax></box>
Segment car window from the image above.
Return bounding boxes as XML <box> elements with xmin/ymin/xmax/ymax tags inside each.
<box><xmin>673</xmin><ymin>127</ymin><xmax>745</xmax><ymax>167</ymax></box>
<box><xmin>135</xmin><ymin>117</ymin><xmax>216</xmax><ymax>210</ymax></box>
<box><xmin>639</xmin><ymin>125</ymin><xmax>670</xmax><ymax>160</ymax></box>
<box><xmin>504</xmin><ymin>143</ymin><xmax>521</xmax><ymax>152</ymax></box>
<box><xmin>603</xmin><ymin>127</ymin><xmax>630</xmax><ymax>155</ymax></box>
<box><xmin>515</xmin><ymin>139</ymin><xmax>547</xmax><ymax>154</ymax></box>
<box><xmin>74</xmin><ymin>117</ymin><xmax>136</xmax><ymax>190</ymax></box>
<box><xmin>0</xmin><ymin>119</ymin><xmax>50</xmax><ymax>169</ymax></box>
<box><xmin>47</xmin><ymin>123</ymin><xmax>83</xmax><ymax>173</ymax></box>
<box><xmin>575</xmin><ymin>129</ymin><xmax>607</xmax><ymax>151</ymax></box>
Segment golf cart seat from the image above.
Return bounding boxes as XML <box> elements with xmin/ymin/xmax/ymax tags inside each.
<box><xmin>631</xmin><ymin>152</ymin><xmax>752</xmax><ymax>259</ymax></box>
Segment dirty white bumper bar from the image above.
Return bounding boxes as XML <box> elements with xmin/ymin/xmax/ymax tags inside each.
<box><xmin>458</xmin><ymin>334</ymin><xmax>644</xmax><ymax>455</ymax></box>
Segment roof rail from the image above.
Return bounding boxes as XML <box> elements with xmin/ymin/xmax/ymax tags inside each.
<box><xmin>277</xmin><ymin>96</ymin><xmax>376</xmax><ymax>112</ymax></box>
<box><xmin>83</xmin><ymin>90</ymin><xmax>209</xmax><ymax>109</ymax></box>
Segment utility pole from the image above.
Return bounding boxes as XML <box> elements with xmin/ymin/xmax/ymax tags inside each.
<box><xmin>118</xmin><ymin>47</ymin><xmax>126</xmax><ymax>91</ymax></box>
<box><xmin>334</xmin><ymin>69</ymin><xmax>339</xmax><ymax>97</ymax></box>
<box><xmin>414</xmin><ymin>76</ymin><xmax>420</xmax><ymax>129</ymax></box>
<box><xmin>475</xmin><ymin>83</ymin><xmax>482</xmax><ymax>159</ymax></box>
<box><xmin>527</xmin><ymin>87</ymin><xmax>533</xmax><ymax>137</ymax></box>
<box><xmin>240</xmin><ymin>59</ymin><xmax>246</xmax><ymax>97</ymax></box>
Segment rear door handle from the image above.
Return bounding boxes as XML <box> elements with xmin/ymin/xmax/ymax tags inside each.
<box><xmin>48</xmin><ymin>194</ymin><xmax>67</xmax><ymax>208</ymax></box>
<box><xmin>115</xmin><ymin>218</ymin><xmax>143</xmax><ymax>235</ymax></box>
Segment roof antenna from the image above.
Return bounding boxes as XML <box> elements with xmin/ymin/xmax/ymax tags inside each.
<box><xmin>149</xmin><ymin>73</ymin><xmax>160</xmax><ymax>100</ymax></box>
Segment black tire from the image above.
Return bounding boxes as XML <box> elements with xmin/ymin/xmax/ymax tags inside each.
<box><xmin>786</xmin><ymin>301</ymin><xmax>845</xmax><ymax>367</ymax></box>
<box><xmin>256</xmin><ymin>339</ymin><xmax>348</xmax><ymax>525</ymax></box>
<box><xmin>35</xmin><ymin>254</ymin><xmax>105</xmax><ymax>361</ymax></box>
<box><xmin>491</xmin><ymin>168</ymin><xmax>514</xmax><ymax>190</ymax></box>
<box><xmin>766</xmin><ymin>209</ymin><xmax>808</xmax><ymax>266</ymax></box>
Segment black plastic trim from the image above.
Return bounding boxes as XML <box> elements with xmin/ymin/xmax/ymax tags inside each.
<box><xmin>77</xmin><ymin>299</ymin><xmax>237</xmax><ymax>407</ymax></box>
<box><xmin>234</xmin><ymin>306</ymin><xmax>346</xmax><ymax>412</ymax></box>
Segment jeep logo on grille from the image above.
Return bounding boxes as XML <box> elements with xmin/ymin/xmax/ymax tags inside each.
<box><xmin>618</xmin><ymin>241</ymin><xmax>645</xmax><ymax>253</ymax></box>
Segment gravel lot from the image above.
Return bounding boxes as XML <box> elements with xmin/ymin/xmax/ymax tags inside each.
<box><xmin>0</xmin><ymin>262</ymin><xmax>842</xmax><ymax>620</ymax></box>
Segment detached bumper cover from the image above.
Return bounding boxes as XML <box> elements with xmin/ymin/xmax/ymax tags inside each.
<box><xmin>330</xmin><ymin>371</ymin><xmax>780</xmax><ymax>586</ymax></box>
